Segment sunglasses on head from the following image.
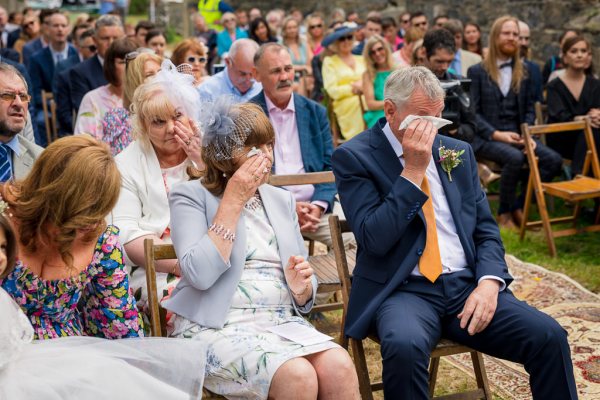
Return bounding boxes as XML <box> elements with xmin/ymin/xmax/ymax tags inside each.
<box><xmin>125</xmin><ymin>47</ymin><xmax>156</xmax><ymax>65</ymax></box>
<box><xmin>338</xmin><ymin>35</ymin><xmax>353</xmax><ymax>42</ymax></box>
<box><xmin>309</xmin><ymin>24</ymin><xmax>323</xmax><ymax>29</ymax></box>
<box><xmin>187</xmin><ymin>55</ymin><xmax>207</xmax><ymax>64</ymax></box>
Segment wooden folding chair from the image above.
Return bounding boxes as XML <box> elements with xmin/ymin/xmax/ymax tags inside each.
<box><xmin>143</xmin><ymin>238</ymin><xmax>175</xmax><ymax>338</ymax></box>
<box><xmin>41</xmin><ymin>90</ymin><xmax>57</xmax><ymax>145</ymax></box>
<box><xmin>520</xmin><ymin>119</ymin><xmax>600</xmax><ymax>256</ymax></box>
<box><xmin>143</xmin><ymin>238</ymin><xmax>226</xmax><ymax>399</ymax></box>
<box><xmin>329</xmin><ymin>215</ymin><xmax>492</xmax><ymax>400</ymax></box>
<box><xmin>268</xmin><ymin>171</ymin><xmax>346</xmax><ymax>321</ymax></box>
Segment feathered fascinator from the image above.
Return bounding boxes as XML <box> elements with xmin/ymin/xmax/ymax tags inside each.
<box><xmin>199</xmin><ymin>96</ymin><xmax>255</xmax><ymax>161</ymax></box>
<box><xmin>151</xmin><ymin>59</ymin><xmax>201</xmax><ymax>122</ymax></box>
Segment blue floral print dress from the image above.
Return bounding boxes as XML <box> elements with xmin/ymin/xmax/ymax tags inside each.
<box><xmin>0</xmin><ymin>225</ymin><xmax>143</xmax><ymax>340</ymax></box>
<box><xmin>171</xmin><ymin>198</ymin><xmax>338</xmax><ymax>399</ymax></box>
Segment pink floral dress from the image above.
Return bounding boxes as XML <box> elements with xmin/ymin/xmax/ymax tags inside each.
<box><xmin>0</xmin><ymin>226</ymin><xmax>143</xmax><ymax>340</ymax></box>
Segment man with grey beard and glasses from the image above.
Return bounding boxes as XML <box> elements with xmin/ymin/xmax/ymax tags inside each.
<box><xmin>0</xmin><ymin>64</ymin><xmax>42</xmax><ymax>182</ymax></box>
<box><xmin>250</xmin><ymin>43</ymin><xmax>353</xmax><ymax>248</ymax></box>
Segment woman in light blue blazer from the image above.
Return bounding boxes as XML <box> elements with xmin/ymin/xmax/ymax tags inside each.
<box><xmin>164</xmin><ymin>102</ymin><xmax>359</xmax><ymax>400</ymax></box>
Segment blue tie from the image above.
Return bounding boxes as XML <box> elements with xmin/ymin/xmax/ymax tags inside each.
<box><xmin>0</xmin><ymin>143</ymin><xmax>12</xmax><ymax>183</ymax></box>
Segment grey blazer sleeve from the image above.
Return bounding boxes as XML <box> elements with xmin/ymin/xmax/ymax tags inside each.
<box><xmin>169</xmin><ymin>181</ymin><xmax>232</xmax><ymax>291</ymax></box>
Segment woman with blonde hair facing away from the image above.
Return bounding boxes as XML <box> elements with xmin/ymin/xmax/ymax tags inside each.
<box><xmin>0</xmin><ymin>136</ymin><xmax>206</xmax><ymax>400</ymax></box>
<box><xmin>74</xmin><ymin>38</ymin><xmax>137</xmax><ymax>154</ymax></box>
<box><xmin>322</xmin><ymin>25</ymin><xmax>366</xmax><ymax>139</ymax></box>
<box><xmin>362</xmin><ymin>35</ymin><xmax>395</xmax><ymax>128</ymax></box>
<box><xmin>171</xmin><ymin>38</ymin><xmax>209</xmax><ymax>87</ymax></box>
<box><xmin>0</xmin><ymin>135</ymin><xmax>142</xmax><ymax>340</ymax></box>
<box><xmin>164</xmin><ymin>99</ymin><xmax>360</xmax><ymax>399</ymax></box>
<box><xmin>111</xmin><ymin>60</ymin><xmax>203</xmax><ymax>334</ymax></box>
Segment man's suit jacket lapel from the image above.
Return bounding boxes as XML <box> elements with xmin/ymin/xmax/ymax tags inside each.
<box><xmin>432</xmin><ymin>137</ymin><xmax>475</xmax><ymax>264</ymax></box>
<box><xmin>13</xmin><ymin>137</ymin><xmax>35</xmax><ymax>179</ymax></box>
<box><xmin>370</xmin><ymin>122</ymin><xmax>427</xmax><ymax>226</ymax></box>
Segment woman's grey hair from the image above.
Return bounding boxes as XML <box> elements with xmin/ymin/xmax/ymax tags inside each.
<box><xmin>0</xmin><ymin>63</ymin><xmax>28</xmax><ymax>91</ymax></box>
<box><xmin>383</xmin><ymin>66</ymin><xmax>445</xmax><ymax>109</ymax></box>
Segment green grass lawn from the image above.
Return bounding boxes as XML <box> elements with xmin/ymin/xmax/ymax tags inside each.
<box><xmin>486</xmin><ymin>184</ymin><xmax>600</xmax><ymax>293</ymax></box>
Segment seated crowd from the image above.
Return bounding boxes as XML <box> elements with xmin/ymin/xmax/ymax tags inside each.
<box><xmin>0</xmin><ymin>4</ymin><xmax>592</xmax><ymax>400</ymax></box>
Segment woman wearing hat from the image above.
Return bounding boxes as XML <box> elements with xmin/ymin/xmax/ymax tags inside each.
<box><xmin>322</xmin><ymin>25</ymin><xmax>367</xmax><ymax>139</ymax></box>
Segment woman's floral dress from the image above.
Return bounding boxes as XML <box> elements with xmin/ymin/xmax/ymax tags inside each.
<box><xmin>171</xmin><ymin>197</ymin><xmax>338</xmax><ymax>399</ymax></box>
<box><xmin>0</xmin><ymin>226</ymin><xmax>143</xmax><ymax>340</ymax></box>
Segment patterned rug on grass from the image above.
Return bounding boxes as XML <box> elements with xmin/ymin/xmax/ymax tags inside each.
<box><xmin>446</xmin><ymin>255</ymin><xmax>600</xmax><ymax>400</ymax></box>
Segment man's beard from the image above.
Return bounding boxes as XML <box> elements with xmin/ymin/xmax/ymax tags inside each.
<box><xmin>499</xmin><ymin>42</ymin><xmax>518</xmax><ymax>58</ymax></box>
<box><xmin>0</xmin><ymin>119</ymin><xmax>23</xmax><ymax>138</ymax></box>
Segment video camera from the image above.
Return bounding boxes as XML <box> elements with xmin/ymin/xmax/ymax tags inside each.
<box><xmin>439</xmin><ymin>79</ymin><xmax>471</xmax><ymax>132</ymax></box>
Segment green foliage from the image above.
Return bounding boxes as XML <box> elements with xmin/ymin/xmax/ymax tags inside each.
<box><xmin>129</xmin><ymin>0</ymin><xmax>150</xmax><ymax>15</ymax></box>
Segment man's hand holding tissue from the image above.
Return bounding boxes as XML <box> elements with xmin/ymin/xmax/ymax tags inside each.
<box><xmin>400</xmin><ymin>118</ymin><xmax>437</xmax><ymax>186</ymax></box>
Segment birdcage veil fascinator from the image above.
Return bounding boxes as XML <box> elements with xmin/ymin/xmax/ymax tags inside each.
<box><xmin>199</xmin><ymin>96</ymin><xmax>258</xmax><ymax>161</ymax></box>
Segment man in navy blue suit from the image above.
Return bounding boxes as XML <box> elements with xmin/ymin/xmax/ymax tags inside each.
<box><xmin>332</xmin><ymin>66</ymin><xmax>577</xmax><ymax>399</ymax></box>
<box><xmin>22</xmin><ymin>9</ymin><xmax>57</xmax><ymax>67</ymax></box>
<box><xmin>70</xmin><ymin>14</ymin><xmax>123</xmax><ymax>112</ymax></box>
<box><xmin>28</xmin><ymin>12</ymin><xmax>77</xmax><ymax>146</ymax></box>
<box><xmin>250</xmin><ymin>43</ymin><xmax>351</xmax><ymax>246</ymax></box>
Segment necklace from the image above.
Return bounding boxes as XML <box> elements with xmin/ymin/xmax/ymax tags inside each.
<box><xmin>244</xmin><ymin>192</ymin><xmax>263</xmax><ymax>211</ymax></box>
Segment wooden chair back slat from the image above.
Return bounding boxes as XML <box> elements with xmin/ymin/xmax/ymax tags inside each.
<box><xmin>268</xmin><ymin>171</ymin><xmax>335</xmax><ymax>186</ymax></box>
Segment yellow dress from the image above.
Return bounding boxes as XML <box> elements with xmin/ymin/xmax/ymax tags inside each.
<box><xmin>322</xmin><ymin>54</ymin><xmax>367</xmax><ymax>139</ymax></box>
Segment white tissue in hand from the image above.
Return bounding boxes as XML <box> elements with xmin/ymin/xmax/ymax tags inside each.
<box><xmin>399</xmin><ymin>115</ymin><xmax>453</xmax><ymax>130</ymax></box>
<box><xmin>246</xmin><ymin>146</ymin><xmax>262</xmax><ymax>157</ymax></box>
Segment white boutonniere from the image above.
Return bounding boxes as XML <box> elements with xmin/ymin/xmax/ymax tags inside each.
<box><xmin>438</xmin><ymin>141</ymin><xmax>465</xmax><ymax>182</ymax></box>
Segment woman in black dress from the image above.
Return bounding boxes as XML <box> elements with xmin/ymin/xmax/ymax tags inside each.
<box><xmin>547</xmin><ymin>35</ymin><xmax>600</xmax><ymax>175</ymax></box>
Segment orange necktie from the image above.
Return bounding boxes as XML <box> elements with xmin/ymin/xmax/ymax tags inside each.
<box><xmin>419</xmin><ymin>176</ymin><xmax>442</xmax><ymax>282</ymax></box>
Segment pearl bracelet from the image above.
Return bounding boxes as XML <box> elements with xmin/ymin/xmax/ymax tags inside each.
<box><xmin>209</xmin><ymin>223</ymin><xmax>236</xmax><ymax>242</ymax></box>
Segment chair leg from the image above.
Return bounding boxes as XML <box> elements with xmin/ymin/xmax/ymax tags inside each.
<box><xmin>428</xmin><ymin>356</ymin><xmax>441</xmax><ymax>397</ymax></box>
<box><xmin>470</xmin><ymin>351</ymin><xmax>492</xmax><ymax>399</ymax></box>
<box><xmin>572</xmin><ymin>200</ymin><xmax>582</xmax><ymax>229</ymax></box>
<box><xmin>350</xmin><ymin>339</ymin><xmax>375</xmax><ymax>400</ymax></box>
<box><xmin>520</xmin><ymin>173</ymin><xmax>534</xmax><ymax>240</ymax></box>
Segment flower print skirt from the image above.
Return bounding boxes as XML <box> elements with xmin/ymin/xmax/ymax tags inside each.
<box><xmin>171</xmin><ymin>258</ymin><xmax>338</xmax><ymax>400</ymax></box>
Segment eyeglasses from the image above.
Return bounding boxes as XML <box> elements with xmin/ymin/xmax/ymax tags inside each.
<box><xmin>0</xmin><ymin>91</ymin><xmax>31</xmax><ymax>103</ymax></box>
<box><xmin>338</xmin><ymin>35</ymin><xmax>353</xmax><ymax>42</ymax></box>
<box><xmin>81</xmin><ymin>44</ymin><xmax>97</xmax><ymax>52</ymax></box>
<box><xmin>414</xmin><ymin>22</ymin><xmax>427</xmax><ymax>27</ymax></box>
<box><xmin>309</xmin><ymin>24</ymin><xmax>323</xmax><ymax>29</ymax></box>
<box><xmin>187</xmin><ymin>56</ymin><xmax>207</xmax><ymax>64</ymax></box>
<box><xmin>401</xmin><ymin>19</ymin><xmax>410</xmax><ymax>24</ymax></box>
<box><xmin>23</xmin><ymin>21</ymin><xmax>36</xmax><ymax>27</ymax></box>
<box><xmin>369</xmin><ymin>46</ymin><xmax>386</xmax><ymax>55</ymax></box>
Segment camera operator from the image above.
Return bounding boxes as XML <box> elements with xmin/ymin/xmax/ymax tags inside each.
<box><xmin>422</xmin><ymin>28</ymin><xmax>477</xmax><ymax>145</ymax></box>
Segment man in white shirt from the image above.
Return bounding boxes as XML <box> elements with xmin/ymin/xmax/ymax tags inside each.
<box><xmin>332</xmin><ymin>66</ymin><xmax>576</xmax><ymax>399</ymax></box>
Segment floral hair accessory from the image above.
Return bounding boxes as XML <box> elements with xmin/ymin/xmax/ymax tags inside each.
<box><xmin>200</xmin><ymin>96</ymin><xmax>255</xmax><ymax>161</ymax></box>
<box><xmin>438</xmin><ymin>140</ymin><xmax>465</xmax><ymax>182</ymax></box>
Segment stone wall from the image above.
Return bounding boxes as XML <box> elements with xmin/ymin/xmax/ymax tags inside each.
<box><xmin>229</xmin><ymin>0</ymin><xmax>600</xmax><ymax>67</ymax></box>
